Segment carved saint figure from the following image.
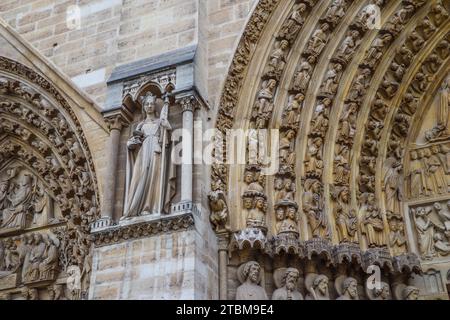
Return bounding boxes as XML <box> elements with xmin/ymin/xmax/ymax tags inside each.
<box><xmin>383</xmin><ymin>161</ymin><xmax>403</xmax><ymax>215</ymax></box>
<box><xmin>305</xmin><ymin>138</ymin><xmax>324</xmax><ymax>177</ymax></box>
<box><xmin>279</xmin><ymin>205</ymin><xmax>299</xmax><ymax>235</ymax></box>
<box><xmin>413</xmin><ymin>207</ymin><xmax>436</xmax><ymax>259</ymax></box>
<box><xmin>336</xmin><ymin>277</ymin><xmax>359</xmax><ymax>300</ymax></box>
<box><xmin>292</xmin><ymin>56</ymin><xmax>315</xmax><ymax>92</ymax></box>
<box><xmin>123</xmin><ymin>93</ymin><xmax>175</xmax><ymax>217</ymax></box>
<box><xmin>253</xmin><ymin>80</ymin><xmax>277</xmax><ymax>123</ymax></box>
<box><xmin>305</xmin><ymin>274</ymin><xmax>330</xmax><ymax>300</ymax></box>
<box><xmin>272</xmin><ymin>268</ymin><xmax>303</xmax><ymax>300</ymax></box>
<box><xmin>367</xmin><ymin>282</ymin><xmax>390</xmax><ymax>300</ymax></box>
<box><xmin>360</xmin><ymin>193</ymin><xmax>386</xmax><ymax>247</ymax></box>
<box><xmin>282</xmin><ymin>94</ymin><xmax>304</xmax><ymax>128</ymax></box>
<box><xmin>265</xmin><ymin>40</ymin><xmax>289</xmax><ymax>78</ymax></box>
<box><xmin>1</xmin><ymin>173</ymin><xmax>34</xmax><ymax>230</ymax></box>
<box><xmin>208</xmin><ymin>191</ymin><xmax>229</xmax><ymax>233</ymax></box>
<box><xmin>279</xmin><ymin>130</ymin><xmax>296</xmax><ymax>166</ymax></box>
<box><xmin>303</xmin><ymin>179</ymin><xmax>329</xmax><ymax>239</ymax></box>
<box><xmin>236</xmin><ymin>261</ymin><xmax>268</xmax><ymax>300</ymax></box>
<box><xmin>38</xmin><ymin>234</ymin><xmax>59</xmax><ymax>280</ymax></box>
<box><xmin>278</xmin><ymin>3</ymin><xmax>307</xmax><ymax>41</ymax></box>
<box><xmin>388</xmin><ymin>217</ymin><xmax>407</xmax><ymax>256</ymax></box>
<box><xmin>307</xmin><ymin>24</ymin><xmax>329</xmax><ymax>56</ymax></box>
<box><xmin>332</xmin><ymin>187</ymin><xmax>357</xmax><ymax>243</ymax></box>
<box><xmin>408</xmin><ymin>151</ymin><xmax>427</xmax><ymax>197</ymax></box>
<box><xmin>26</xmin><ymin>233</ymin><xmax>46</xmax><ymax>282</ymax></box>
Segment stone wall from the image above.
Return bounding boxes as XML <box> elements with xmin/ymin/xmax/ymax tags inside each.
<box><xmin>0</xmin><ymin>0</ymin><xmax>256</xmax><ymax>109</ymax></box>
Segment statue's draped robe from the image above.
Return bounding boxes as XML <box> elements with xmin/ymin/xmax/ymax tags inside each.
<box><xmin>124</xmin><ymin>118</ymin><xmax>175</xmax><ymax>217</ymax></box>
<box><xmin>1</xmin><ymin>177</ymin><xmax>32</xmax><ymax>229</ymax></box>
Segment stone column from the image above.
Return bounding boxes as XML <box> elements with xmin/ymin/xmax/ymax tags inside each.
<box><xmin>179</xmin><ymin>96</ymin><xmax>196</xmax><ymax>203</ymax></box>
<box><xmin>218</xmin><ymin>233</ymin><xmax>229</xmax><ymax>300</ymax></box>
<box><xmin>98</xmin><ymin>116</ymin><xmax>124</xmax><ymax>227</ymax></box>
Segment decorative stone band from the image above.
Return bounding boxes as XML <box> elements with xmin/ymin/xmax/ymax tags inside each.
<box><xmin>91</xmin><ymin>212</ymin><xmax>195</xmax><ymax>247</ymax></box>
<box><xmin>227</xmin><ymin>228</ymin><xmax>421</xmax><ymax>275</ymax></box>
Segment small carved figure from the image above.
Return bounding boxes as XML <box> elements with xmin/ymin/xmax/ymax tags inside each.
<box><xmin>307</xmin><ymin>23</ymin><xmax>329</xmax><ymax>57</ymax></box>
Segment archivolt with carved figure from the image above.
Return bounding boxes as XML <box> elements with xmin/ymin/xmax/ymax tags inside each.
<box><xmin>210</xmin><ymin>0</ymin><xmax>450</xmax><ymax>300</ymax></box>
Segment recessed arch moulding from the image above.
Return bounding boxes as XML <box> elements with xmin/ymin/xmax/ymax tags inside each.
<box><xmin>209</xmin><ymin>0</ymin><xmax>450</xmax><ymax>300</ymax></box>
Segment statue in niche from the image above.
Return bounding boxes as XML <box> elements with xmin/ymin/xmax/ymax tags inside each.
<box><xmin>24</xmin><ymin>233</ymin><xmax>46</xmax><ymax>282</ymax></box>
<box><xmin>272</xmin><ymin>268</ymin><xmax>303</xmax><ymax>300</ymax></box>
<box><xmin>408</xmin><ymin>151</ymin><xmax>427</xmax><ymax>198</ymax></box>
<box><xmin>325</xmin><ymin>0</ymin><xmax>346</xmax><ymax>25</ymax></box>
<box><xmin>321</xmin><ymin>64</ymin><xmax>342</xmax><ymax>95</ymax></box>
<box><xmin>336</xmin><ymin>277</ymin><xmax>359</xmax><ymax>300</ymax></box>
<box><xmin>123</xmin><ymin>92</ymin><xmax>175</xmax><ymax>217</ymax></box>
<box><xmin>387</xmin><ymin>213</ymin><xmax>407</xmax><ymax>256</ymax></box>
<box><xmin>332</xmin><ymin>186</ymin><xmax>357</xmax><ymax>243</ymax></box>
<box><xmin>420</xmin><ymin>18</ymin><xmax>436</xmax><ymax>40</ymax></box>
<box><xmin>278</xmin><ymin>3</ymin><xmax>307</xmax><ymax>41</ymax></box>
<box><xmin>252</xmin><ymin>80</ymin><xmax>276</xmax><ymax>124</ymax></box>
<box><xmin>208</xmin><ymin>190</ymin><xmax>229</xmax><ymax>233</ymax></box>
<box><xmin>431</xmin><ymin>2</ymin><xmax>449</xmax><ymax>27</ymax></box>
<box><xmin>306</xmin><ymin>23</ymin><xmax>329</xmax><ymax>57</ymax></box>
<box><xmin>279</xmin><ymin>130</ymin><xmax>296</xmax><ymax>166</ymax></box>
<box><xmin>282</xmin><ymin>94</ymin><xmax>304</xmax><ymax>128</ymax></box>
<box><xmin>275</xmin><ymin>205</ymin><xmax>285</xmax><ymax>234</ymax></box>
<box><xmin>278</xmin><ymin>205</ymin><xmax>299</xmax><ymax>235</ymax></box>
<box><xmin>305</xmin><ymin>137</ymin><xmax>324</xmax><ymax>178</ymax></box>
<box><xmin>1</xmin><ymin>169</ymin><xmax>35</xmax><ymax>230</ymax></box>
<box><xmin>348</xmin><ymin>69</ymin><xmax>370</xmax><ymax>102</ymax></box>
<box><xmin>338</xmin><ymin>103</ymin><xmax>357</xmax><ymax>142</ymax></box>
<box><xmin>292</xmin><ymin>56</ymin><xmax>315</xmax><ymax>93</ymax></box>
<box><xmin>426</xmin><ymin>77</ymin><xmax>450</xmax><ymax>141</ymax></box>
<box><xmin>38</xmin><ymin>234</ymin><xmax>59</xmax><ymax>280</ymax></box>
<box><xmin>303</xmin><ymin>179</ymin><xmax>330</xmax><ymax>239</ymax></box>
<box><xmin>364</xmin><ymin>33</ymin><xmax>393</xmax><ymax>69</ymax></box>
<box><xmin>305</xmin><ymin>274</ymin><xmax>330</xmax><ymax>300</ymax></box>
<box><xmin>264</xmin><ymin>40</ymin><xmax>289</xmax><ymax>79</ymax></box>
<box><xmin>337</xmin><ymin>30</ymin><xmax>360</xmax><ymax>61</ymax></box>
<box><xmin>424</xmin><ymin>148</ymin><xmax>448</xmax><ymax>194</ymax></box>
<box><xmin>360</xmin><ymin>193</ymin><xmax>386</xmax><ymax>247</ymax></box>
<box><xmin>236</xmin><ymin>261</ymin><xmax>268</xmax><ymax>300</ymax></box>
<box><xmin>334</xmin><ymin>145</ymin><xmax>350</xmax><ymax>185</ymax></box>
<box><xmin>412</xmin><ymin>207</ymin><xmax>437</xmax><ymax>259</ymax></box>
<box><xmin>366</xmin><ymin>282</ymin><xmax>391</xmax><ymax>300</ymax></box>
<box><xmin>311</xmin><ymin>99</ymin><xmax>331</xmax><ymax>138</ymax></box>
<box><xmin>383</xmin><ymin>161</ymin><xmax>403</xmax><ymax>216</ymax></box>
<box><xmin>246</xmin><ymin>196</ymin><xmax>267</xmax><ymax>231</ymax></box>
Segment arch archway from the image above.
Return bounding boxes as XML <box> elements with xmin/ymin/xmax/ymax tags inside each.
<box><xmin>0</xmin><ymin>56</ymin><xmax>100</xmax><ymax>300</ymax></box>
<box><xmin>211</xmin><ymin>0</ymin><xmax>450</xmax><ymax>300</ymax></box>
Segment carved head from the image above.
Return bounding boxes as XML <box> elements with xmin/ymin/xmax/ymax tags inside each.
<box><xmin>314</xmin><ymin>275</ymin><xmax>329</xmax><ymax>295</ymax></box>
<box><xmin>244</xmin><ymin>171</ymin><xmax>254</xmax><ymax>184</ymax></box>
<box><xmin>34</xmin><ymin>233</ymin><xmax>43</xmax><ymax>244</ymax></box>
<box><xmin>284</xmin><ymin>268</ymin><xmax>300</xmax><ymax>290</ymax></box>
<box><xmin>321</xmin><ymin>23</ymin><xmax>329</xmax><ymax>31</ymax></box>
<box><xmin>307</xmin><ymin>55</ymin><xmax>316</xmax><ymax>64</ymax></box>
<box><xmin>280</xmin><ymin>40</ymin><xmax>289</xmax><ymax>50</ymax></box>
<box><xmin>243</xmin><ymin>197</ymin><xmax>253</xmax><ymax>210</ymax></box>
<box><xmin>431</xmin><ymin>145</ymin><xmax>440</xmax><ymax>154</ymax></box>
<box><xmin>374</xmin><ymin>282</ymin><xmax>390</xmax><ymax>299</ymax></box>
<box><xmin>287</xmin><ymin>206</ymin><xmax>297</xmax><ymax>220</ymax></box>
<box><xmin>255</xmin><ymin>197</ymin><xmax>265</xmax><ymax>210</ymax></box>
<box><xmin>343</xmin><ymin>277</ymin><xmax>358</xmax><ymax>298</ymax></box>
<box><xmin>243</xmin><ymin>261</ymin><xmax>261</xmax><ymax>284</ymax></box>
<box><xmin>403</xmin><ymin>286</ymin><xmax>419</xmax><ymax>300</ymax></box>
<box><xmin>276</xmin><ymin>207</ymin><xmax>285</xmax><ymax>221</ymax></box>
<box><xmin>410</xmin><ymin>150</ymin><xmax>418</xmax><ymax>160</ymax></box>
<box><xmin>274</xmin><ymin>177</ymin><xmax>284</xmax><ymax>189</ymax></box>
<box><xmin>141</xmin><ymin>93</ymin><xmax>156</xmax><ymax>115</ymax></box>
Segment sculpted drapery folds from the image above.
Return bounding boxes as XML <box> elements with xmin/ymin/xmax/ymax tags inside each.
<box><xmin>123</xmin><ymin>92</ymin><xmax>175</xmax><ymax>217</ymax></box>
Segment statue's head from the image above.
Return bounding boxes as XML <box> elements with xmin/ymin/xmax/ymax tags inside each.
<box><xmin>280</xmin><ymin>40</ymin><xmax>289</xmax><ymax>50</ymax></box>
<box><xmin>403</xmin><ymin>286</ymin><xmax>419</xmax><ymax>300</ymax></box>
<box><xmin>244</xmin><ymin>171</ymin><xmax>254</xmax><ymax>184</ymax></box>
<box><xmin>243</xmin><ymin>261</ymin><xmax>261</xmax><ymax>284</ymax></box>
<box><xmin>34</xmin><ymin>233</ymin><xmax>42</xmax><ymax>243</ymax></box>
<box><xmin>243</xmin><ymin>197</ymin><xmax>254</xmax><ymax>210</ymax></box>
<box><xmin>374</xmin><ymin>282</ymin><xmax>390</xmax><ymax>299</ymax></box>
<box><xmin>287</xmin><ymin>206</ymin><xmax>297</xmax><ymax>219</ymax></box>
<box><xmin>314</xmin><ymin>275</ymin><xmax>329</xmax><ymax>295</ymax></box>
<box><xmin>142</xmin><ymin>93</ymin><xmax>156</xmax><ymax>115</ymax></box>
<box><xmin>284</xmin><ymin>268</ymin><xmax>300</xmax><ymax>290</ymax></box>
<box><xmin>343</xmin><ymin>277</ymin><xmax>358</xmax><ymax>299</ymax></box>
<box><xmin>275</xmin><ymin>207</ymin><xmax>285</xmax><ymax>220</ymax></box>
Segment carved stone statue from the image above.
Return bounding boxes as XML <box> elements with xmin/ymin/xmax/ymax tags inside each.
<box><xmin>332</xmin><ymin>186</ymin><xmax>357</xmax><ymax>243</ymax></box>
<box><xmin>306</xmin><ymin>24</ymin><xmax>329</xmax><ymax>57</ymax></box>
<box><xmin>292</xmin><ymin>56</ymin><xmax>315</xmax><ymax>93</ymax></box>
<box><xmin>366</xmin><ymin>282</ymin><xmax>390</xmax><ymax>300</ymax></box>
<box><xmin>272</xmin><ymin>268</ymin><xmax>303</xmax><ymax>300</ymax></box>
<box><xmin>387</xmin><ymin>213</ymin><xmax>407</xmax><ymax>256</ymax></box>
<box><xmin>278</xmin><ymin>3</ymin><xmax>307</xmax><ymax>41</ymax></box>
<box><xmin>408</xmin><ymin>151</ymin><xmax>427</xmax><ymax>198</ymax></box>
<box><xmin>303</xmin><ymin>179</ymin><xmax>329</xmax><ymax>239</ymax></box>
<box><xmin>208</xmin><ymin>190</ymin><xmax>229</xmax><ymax>233</ymax></box>
<box><xmin>360</xmin><ymin>193</ymin><xmax>386</xmax><ymax>247</ymax></box>
<box><xmin>123</xmin><ymin>93</ymin><xmax>175</xmax><ymax>217</ymax></box>
<box><xmin>383</xmin><ymin>161</ymin><xmax>403</xmax><ymax>216</ymax></box>
<box><xmin>282</xmin><ymin>94</ymin><xmax>304</xmax><ymax>128</ymax></box>
<box><xmin>403</xmin><ymin>286</ymin><xmax>419</xmax><ymax>300</ymax></box>
<box><xmin>264</xmin><ymin>40</ymin><xmax>289</xmax><ymax>79</ymax></box>
<box><xmin>305</xmin><ymin>274</ymin><xmax>330</xmax><ymax>300</ymax></box>
<box><xmin>336</xmin><ymin>277</ymin><xmax>359</xmax><ymax>300</ymax></box>
<box><xmin>236</xmin><ymin>261</ymin><xmax>268</xmax><ymax>300</ymax></box>
<box><xmin>412</xmin><ymin>207</ymin><xmax>436</xmax><ymax>259</ymax></box>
